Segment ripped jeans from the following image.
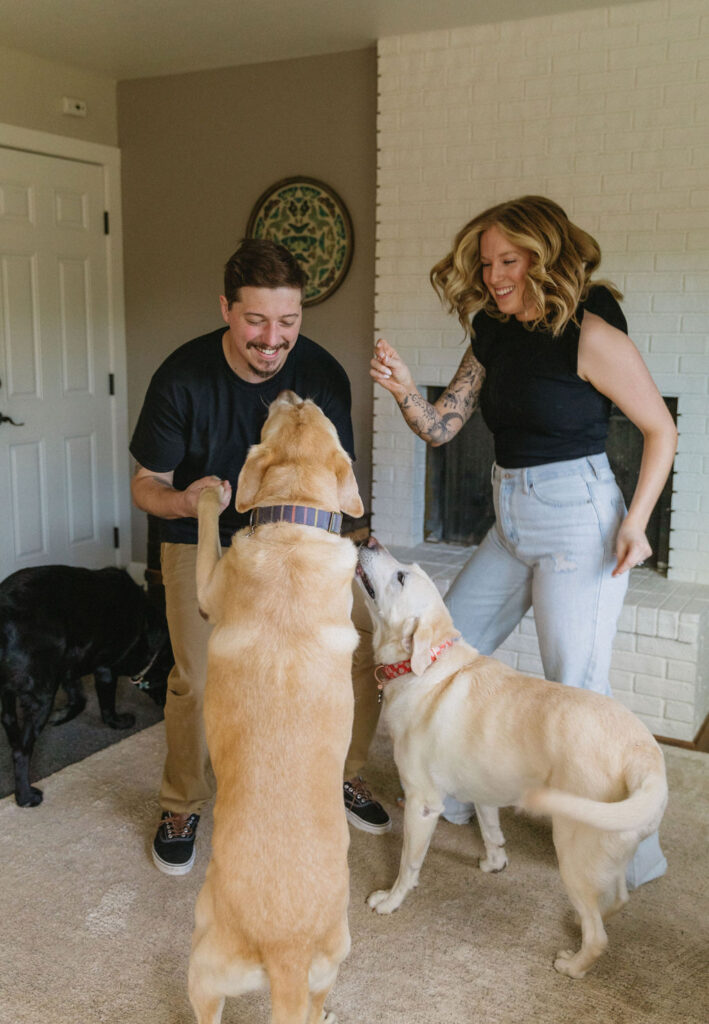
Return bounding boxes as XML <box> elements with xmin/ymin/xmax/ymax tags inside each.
<box><xmin>441</xmin><ymin>454</ymin><xmax>668</xmax><ymax>888</ymax></box>
<box><xmin>441</xmin><ymin>455</ymin><xmax>626</xmax><ymax>824</ymax></box>
<box><xmin>445</xmin><ymin>452</ymin><xmax>628</xmax><ymax>690</ymax></box>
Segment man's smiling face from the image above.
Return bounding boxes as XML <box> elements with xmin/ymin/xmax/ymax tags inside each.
<box><xmin>220</xmin><ymin>285</ymin><xmax>303</xmax><ymax>383</ymax></box>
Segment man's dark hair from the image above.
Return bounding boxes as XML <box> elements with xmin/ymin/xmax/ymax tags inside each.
<box><xmin>223</xmin><ymin>238</ymin><xmax>308</xmax><ymax>307</ymax></box>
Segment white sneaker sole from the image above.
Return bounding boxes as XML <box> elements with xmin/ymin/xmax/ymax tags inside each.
<box><xmin>152</xmin><ymin>845</ymin><xmax>196</xmax><ymax>875</ymax></box>
<box><xmin>345</xmin><ymin>807</ymin><xmax>392</xmax><ymax>834</ymax></box>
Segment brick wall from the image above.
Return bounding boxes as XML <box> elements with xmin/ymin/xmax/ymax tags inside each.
<box><xmin>373</xmin><ymin>0</ymin><xmax>709</xmax><ymax>584</ymax></box>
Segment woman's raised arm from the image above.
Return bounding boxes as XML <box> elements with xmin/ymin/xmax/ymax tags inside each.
<box><xmin>371</xmin><ymin>338</ymin><xmax>485</xmax><ymax>447</ymax></box>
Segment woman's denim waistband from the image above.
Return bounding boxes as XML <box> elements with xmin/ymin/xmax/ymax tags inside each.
<box><xmin>492</xmin><ymin>453</ymin><xmax>612</xmax><ymax>492</ymax></box>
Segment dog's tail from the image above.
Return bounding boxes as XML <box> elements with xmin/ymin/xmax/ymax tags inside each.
<box><xmin>521</xmin><ymin>749</ymin><xmax>667</xmax><ymax>833</ymax></box>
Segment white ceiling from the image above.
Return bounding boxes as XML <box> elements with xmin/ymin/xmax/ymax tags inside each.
<box><xmin>0</xmin><ymin>0</ymin><xmax>639</xmax><ymax>80</ymax></box>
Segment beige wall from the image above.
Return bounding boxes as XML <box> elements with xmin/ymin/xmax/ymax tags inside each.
<box><xmin>0</xmin><ymin>44</ymin><xmax>117</xmax><ymax>146</ymax></box>
<box><xmin>118</xmin><ymin>48</ymin><xmax>377</xmax><ymax>560</ymax></box>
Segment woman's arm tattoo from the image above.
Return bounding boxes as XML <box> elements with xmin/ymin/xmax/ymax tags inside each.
<box><xmin>397</xmin><ymin>349</ymin><xmax>485</xmax><ymax>445</ymax></box>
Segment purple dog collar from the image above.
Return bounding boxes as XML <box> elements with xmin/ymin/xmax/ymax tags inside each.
<box><xmin>249</xmin><ymin>504</ymin><xmax>343</xmax><ymax>535</ymax></box>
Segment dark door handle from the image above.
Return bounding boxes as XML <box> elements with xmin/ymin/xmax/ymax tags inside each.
<box><xmin>0</xmin><ymin>412</ymin><xmax>24</xmax><ymax>426</ymax></box>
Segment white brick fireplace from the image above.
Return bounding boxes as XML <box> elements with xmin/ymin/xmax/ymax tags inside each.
<box><xmin>371</xmin><ymin>0</ymin><xmax>709</xmax><ymax>743</ymax></box>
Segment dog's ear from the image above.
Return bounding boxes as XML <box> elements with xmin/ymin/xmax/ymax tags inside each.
<box><xmin>335</xmin><ymin>453</ymin><xmax>364</xmax><ymax>519</ymax></box>
<box><xmin>402</xmin><ymin>616</ymin><xmax>434</xmax><ymax>676</ymax></box>
<box><xmin>235</xmin><ymin>444</ymin><xmax>273</xmax><ymax>511</ymax></box>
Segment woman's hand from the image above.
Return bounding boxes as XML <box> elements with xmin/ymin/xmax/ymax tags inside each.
<box><xmin>613</xmin><ymin>518</ymin><xmax>652</xmax><ymax>576</ymax></box>
<box><xmin>370</xmin><ymin>338</ymin><xmax>416</xmax><ymax>399</ymax></box>
<box><xmin>371</xmin><ymin>339</ymin><xmax>483</xmax><ymax>447</ymax></box>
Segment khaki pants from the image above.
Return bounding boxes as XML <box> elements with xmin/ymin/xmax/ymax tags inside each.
<box><xmin>159</xmin><ymin>542</ymin><xmax>381</xmax><ymax>814</ymax></box>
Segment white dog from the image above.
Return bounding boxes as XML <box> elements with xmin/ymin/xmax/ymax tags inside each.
<box><xmin>356</xmin><ymin>537</ymin><xmax>667</xmax><ymax>979</ymax></box>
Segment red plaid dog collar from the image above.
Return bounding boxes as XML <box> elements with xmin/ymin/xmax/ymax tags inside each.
<box><xmin>374</xmin><ymin>637</ymin><xmax>457</xmax><ymax>701</ymax></box>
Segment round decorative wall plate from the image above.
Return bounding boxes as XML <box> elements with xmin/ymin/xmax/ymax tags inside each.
<box><xmin>246</xmin><ymin>176</ymin><xmax>354</xmax><ymax>306</ymax></box>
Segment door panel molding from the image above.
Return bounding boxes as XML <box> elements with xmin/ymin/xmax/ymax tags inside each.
<box><xmin>0</xmin><ymin>122</ymin><xmax>131</xmax><ymax>570</ymax></box>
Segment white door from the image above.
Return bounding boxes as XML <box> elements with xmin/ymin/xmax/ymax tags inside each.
<box><xmin>0</xmin><ymin>147</ymin><xmax>118</xmax><ymax>578</ymax></box>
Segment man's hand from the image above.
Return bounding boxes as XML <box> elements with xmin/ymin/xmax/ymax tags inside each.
<box><xmin>182</xmin><ymin>477</ymin><xmax>232</xmax><ymax>518</ymax></box>
<box><xmin>131</xmin><ymin>464</ymin><xmax>232</xmax><ymax>520</ymax></box>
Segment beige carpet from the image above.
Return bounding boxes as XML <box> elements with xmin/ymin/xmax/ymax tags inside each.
<box><xmin>1</xmin><ymin>724</ymin><xmax>707</xmax><ymax>1024</ymax></box>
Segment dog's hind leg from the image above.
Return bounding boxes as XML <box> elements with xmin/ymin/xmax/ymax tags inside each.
<box><xmin>304</xmin><ymin>924</ymin><xmax>350</xmax><ymax>1024</ymax></box>
<box><xmin>368</xmin><ymin>794</ymin><xmax>441</xmax><ymax>914</ymax></box>
<box><xmin>475</xmin><ymin>803</ymin><xmax>508</xmax><ymax>873</ymax></box>
<box><xmin>599</xmin><ymin>867</ymin><xmax>629</xmax><ymax>922</ymax></box>
<box><xmin>189</xmin><ymin>936</ymin><xmax>266</xmax><ymax>1023</ymax></box>
<box><xmin>51</xmin><ymin>677</ymin><xmax>86</xmax><ymax>725</ymax></box>
<box><xmin>93</xmin><ymin>667</ymin><xmax>135</xmax><ymax>729</ymax></box>
<box><xmin>553</xmin><ymin>823</ymin><xmax>609</xmax><ymax>978</ymax></box>
<box><xmin>189</xmin><ymin>879</ymin><xmax>266</xmax><ymax>1023</ymax></box>
<box><xmin>267</xmin><ymin>955</ymin><xmax>317</xmax><ymax>1024</ymax></box>
<box><xmin>305</xmin><ymin>991</ymin><xmax>336</xmax><ymax>1024</ymax></box>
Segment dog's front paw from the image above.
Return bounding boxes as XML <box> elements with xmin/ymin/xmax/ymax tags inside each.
<box><xmin>480</xmin><ymin>849</ymin><xmax>508</xmax><ymax>873</ymax></box>
<box><xmin>213</xmin><ymin>482</ymin><xmax>229</xmax><ymax>506</ymax></box>
<box><xmin>198</xmin><ymin>482</ymin><xmax>228</xmax><ymax>510</ymax></box>
<box><xmin>102</xmin><ymin>711</ymin><xmax>136</xmax><ymax>730</ymax></box>
<box><xmin>554</xmin><ymin>949</ymin><xmax>587</xmax><ymax>979</ymax></box>
<box><xmin>321</xmin><ymin>1011</ymin><xmax>338</xmax><ymax>1024</ymax></box>
<box><xmin>367</xmin><ymin>888</ymin><xmax>403</xmax><ymax>915</ymax></box>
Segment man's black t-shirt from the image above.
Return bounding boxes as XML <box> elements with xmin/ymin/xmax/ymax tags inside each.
<box><xmin>130</xmin><ymin>328</ymin><xmax>355</xmax><ymax>545</ymax></box>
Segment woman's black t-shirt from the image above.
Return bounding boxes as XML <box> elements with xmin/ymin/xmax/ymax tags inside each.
<box><xmin>130</xmin><ymin>328</ymin><xmax>355</xmax><ymax>545</ymax></box>
<box><xmin>470</xmin><ymin>286</ymin><xmax>627</xmax><ymax>469</ymax></box>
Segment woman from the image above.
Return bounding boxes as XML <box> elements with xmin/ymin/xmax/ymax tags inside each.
<box><xmin>371</xmin><ymin>196</ymin><xmax>677</xmax><ymax>887</ymax></box>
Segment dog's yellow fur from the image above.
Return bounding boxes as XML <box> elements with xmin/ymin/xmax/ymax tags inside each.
<box><xmin>357</xmin><ymin>539</ymin><xmax>667</xmax><ymax>979</ymax></box>
<box><xmin>188</xmin><ymin>392</ymin><xmax>363</xmax><ymax>1024</ymax></box>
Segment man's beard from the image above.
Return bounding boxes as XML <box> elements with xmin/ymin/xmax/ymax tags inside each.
<box><xmin>246</xmin><ymin>343</ymin><xmax>288</xmax><ymax>379</ymax></box>
<box><xmin>250</xmin><ymin>363</ymin><xmax>281</xmax><ymax>380</ymax></box>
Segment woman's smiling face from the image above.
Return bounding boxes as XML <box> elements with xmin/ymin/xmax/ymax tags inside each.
<box><xmin>480</xmin><ymin>225</ymin><xmax>534</xmax><ymax>321</ymax></box>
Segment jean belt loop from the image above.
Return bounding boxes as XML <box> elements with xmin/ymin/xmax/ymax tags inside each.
<box><xmin>587</xmin><ymin>454</ymin><xmax>601</xmax><ymax>479</ymax></box>
<box><xmin>522</xmin><ymin>467</ymin><xmax>530</xmax><ymax>495</ymax></box>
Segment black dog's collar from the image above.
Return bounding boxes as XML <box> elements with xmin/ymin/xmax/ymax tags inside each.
<box><xmin>249</xmin><ymin>504</ymin><xmax>343</xmax><ymax>535</ymax></box>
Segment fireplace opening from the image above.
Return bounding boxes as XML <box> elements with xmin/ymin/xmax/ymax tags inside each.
<box><xmin>424</xmin><ymin>388</ymin><xmax>677</xmax><ymax>575</ymax></box>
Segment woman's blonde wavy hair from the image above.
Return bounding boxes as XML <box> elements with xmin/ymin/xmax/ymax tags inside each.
<box><xmin>430</xmin><ymin>195</ymin><xmax>621</xmax><ymax>337</ymax></box>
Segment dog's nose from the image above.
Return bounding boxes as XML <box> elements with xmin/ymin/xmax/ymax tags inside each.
<box><xmin>276</xmin><ymin>390</ymin><xmax>302</xmax><ymax>407</ymax></box>
<box><xmin>364</xmin><ymin>535</ymin><xmax>381</xmax><ymax>550</ymax></box>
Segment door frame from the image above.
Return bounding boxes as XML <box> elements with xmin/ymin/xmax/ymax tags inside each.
<box><xmin>0</xmin><ymin>122</ymin><xmax>131</xmax><ymax>567</ymax></box>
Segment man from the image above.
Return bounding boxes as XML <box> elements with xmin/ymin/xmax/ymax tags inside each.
<box><xmin>130</xmin><ymin>238</ymin><xmax>389</xmax><ymax>876</ymax></box>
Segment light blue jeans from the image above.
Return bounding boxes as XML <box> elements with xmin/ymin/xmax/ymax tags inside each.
<box><xmin>440</xmin><ymin>454</ymin><xmax>666</xmax><ymax>888</ymax></box>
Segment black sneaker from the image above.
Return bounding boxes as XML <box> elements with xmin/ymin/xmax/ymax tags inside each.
<box><xmin>344</xmin><ymin>777</ymin><xmax>391</xmax><ymax>834</ymax></box>
<box><xmin>152</xmin><ymin>811</ymin><xmax>200</xmax><ymax>875</ymax></box>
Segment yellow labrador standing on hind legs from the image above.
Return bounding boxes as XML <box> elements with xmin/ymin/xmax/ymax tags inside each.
<box><xmin>356</xmin><ymin>537</ymin><xmax>667</xmax><ymax>979</ymax></box>
<box><xmin>188</xmin><ymin>391</ymin><xmax>364</xmax><ymax>1024</ymax></box>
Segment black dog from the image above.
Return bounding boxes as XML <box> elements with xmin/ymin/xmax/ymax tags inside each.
<box><xmin>0</xmin><ymin>565</ymin><xmax>171</xmax><ymax>807</ymax></box>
